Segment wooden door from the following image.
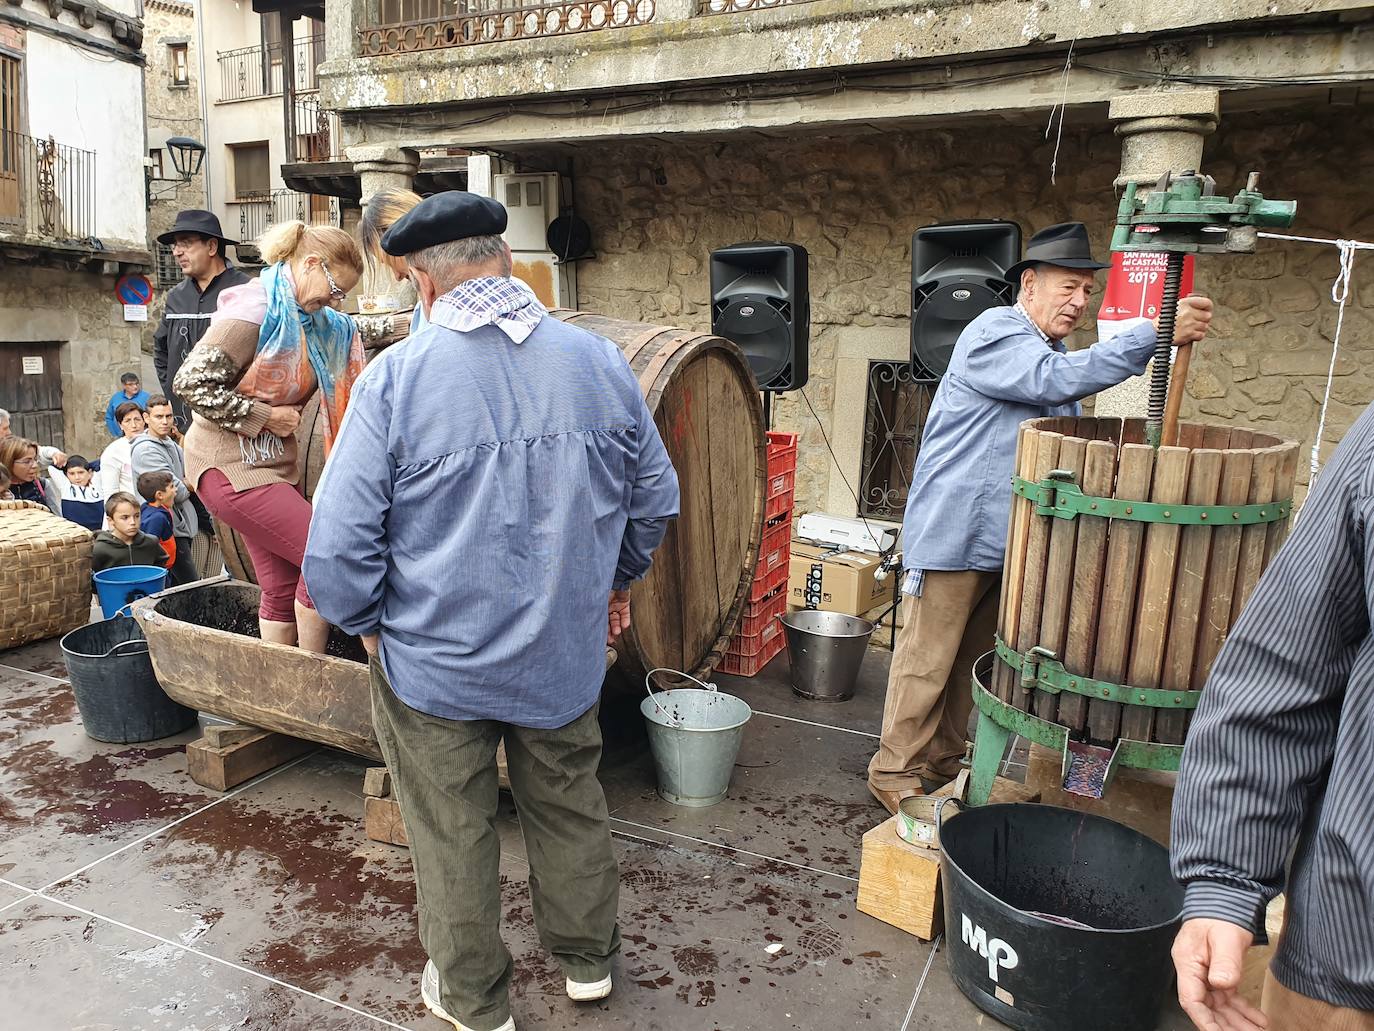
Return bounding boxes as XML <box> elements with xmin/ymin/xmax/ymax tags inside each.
<box><xmin>0</xmin><ymin>343</ymin><xmax>65</xmax><ymax>448</ymax></box>
<box><xmin>0</xmin><ymin>53</ymin><xmax>21</xmax><ymax>225</ymax></box>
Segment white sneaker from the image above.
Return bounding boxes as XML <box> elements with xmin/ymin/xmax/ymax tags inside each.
<box><xmin>566</xmin><ymin>974</ymin><xmax>613</xmax><ymax>1002</ymax></box>
<box><xmin>421</xmin><ymin>960</ymin><xmax>516</xmax><ymax>1031</ymax></box>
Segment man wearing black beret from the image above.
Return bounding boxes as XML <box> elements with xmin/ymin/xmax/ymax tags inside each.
<box><xmin>305</xmin><ymin>191</ymin><xmax>681</xmax><ymax>1031</ymax></box>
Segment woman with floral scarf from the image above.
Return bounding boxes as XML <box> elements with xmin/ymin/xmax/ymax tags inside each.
<box><xmin>174</xmin><ymin>220</ymin><xmax>366</xmax><ymax>652</ymax></box>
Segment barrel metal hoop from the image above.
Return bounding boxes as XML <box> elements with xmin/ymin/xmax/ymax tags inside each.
<box><xmin>621</xmin><ymin>327</ymin><xmax>670</xmax><ymax>368</ymax></box>
<box><xmin>640</xmin><ymin>333</ymin><xmax>710</xmax><ymax>392</ymax></box>
<box><xmin>1012</xmin><ymin>473</ymin><xmax>1292</xmax><ymax>526</ymax></box>
<box><xmin>994</xmin><ymin>636</ymin><xmax>1201</xmax><ymax>709</ymax></box>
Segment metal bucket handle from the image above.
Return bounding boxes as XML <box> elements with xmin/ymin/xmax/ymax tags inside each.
<box><xmin>644</xmin><ymin>667</ymin><xmax>715</xmax><ymax>729</ymax></box>
<box><xmin>935</xmin><ymin>796</ymin><xmax>963</xmax><ymax>835</ymax></box>
<box><xmin>107</xmin><ymin>639</ymin><xmax>149</xmax><ymax>657</ymax></box>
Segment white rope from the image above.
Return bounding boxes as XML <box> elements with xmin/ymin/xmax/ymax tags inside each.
<box><xmin>1255</xmin><ymin>232</ymin><xmax>1374</xmax><ymax>482</ymax></box>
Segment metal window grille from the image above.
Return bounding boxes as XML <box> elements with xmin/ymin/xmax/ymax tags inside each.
<box><xmin>0</xmin><ymin>131</ymin><xmax>97</xmax><ymax>242</ymax></box>
<box><xmin>217</xmin><ymin>35</ymin><xmax>324</xmax><ymax>102</ymax></box>
<box><xmin>236</xmin><ymin>189</ymin><xmax>341</xmax><ymax>247</ymax></box>
<box><xmin>858</xmin><ymin>360</ymin><xmax>935</xmax><ymax>520</ymax></box>
<box><xmin>155</xmin><ymin>242</ymin><xmax>182</xmax><ymax>287</ymax></box>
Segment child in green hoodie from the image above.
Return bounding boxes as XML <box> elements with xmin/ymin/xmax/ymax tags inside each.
<box><xmin>91</xmin><ymin>492</ymin><xmax>170</xmax><ymax>572</ymax></box>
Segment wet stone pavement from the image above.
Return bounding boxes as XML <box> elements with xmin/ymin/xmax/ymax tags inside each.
<box><xmin>0</xmin><ymin>632</ymin><xmax>1193</xmax><ymax>1030</ymax></box>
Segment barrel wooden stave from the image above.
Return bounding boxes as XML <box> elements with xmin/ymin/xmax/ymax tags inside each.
<box><xmin>216</xmin><ymin>310</ymin><xmax>766</xmax><ymax>683</ymax></box>
<box><xmin>1002</xmin><ymin>417</ymin><xmax>1300</xmax><ymax>747</ymax></box>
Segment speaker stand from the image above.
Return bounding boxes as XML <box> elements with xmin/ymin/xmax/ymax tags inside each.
<box><xmin>761</xmin><ymin>390</ymin><xmax>773</xmax><ymax>431</ymax></box>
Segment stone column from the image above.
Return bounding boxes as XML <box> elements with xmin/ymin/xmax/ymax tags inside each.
<box><xmin>1092</xmin><ymin>89</ymin><xmax>1220</xmax><ymax>418</ymax></box>
<box><xmin>346</xmin><ymin>145</ymin><xmax>420</xmax><ymax>301</ymax></box>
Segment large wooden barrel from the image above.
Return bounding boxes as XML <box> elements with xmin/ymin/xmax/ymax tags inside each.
<box><xmin>996</xmin><ymin>417</ymin><xmax>1299</xmax><ymax>747</ymax></box>
<box><xmin>217</xmin><ymin>309</ymin><xmax>766</xmax><ymax>680</ymax></box>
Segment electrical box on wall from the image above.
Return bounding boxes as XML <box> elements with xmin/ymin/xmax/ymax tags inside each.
<box><xmin>493</xmin><ymin>172</ymin><xmax>576</xmax><ymax>309</ymax></box>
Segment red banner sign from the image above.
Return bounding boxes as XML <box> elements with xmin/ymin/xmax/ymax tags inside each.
<box><xmin>1097</xmin><ymin>252</ymin><xmax>1194</xmax><ymax>339</ymax></box>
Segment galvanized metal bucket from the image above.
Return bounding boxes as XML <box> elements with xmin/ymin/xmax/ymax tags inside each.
<box><xmin>780</xmin><ymin>610</ymin><xmax>876</xmax><ymax>701</ymax></box>
<box><xmin>640</xmin><ymin>669</ymin><xmax>752</xmax><ymax>807</ymax></box>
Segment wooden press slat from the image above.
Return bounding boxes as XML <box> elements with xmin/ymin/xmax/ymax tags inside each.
<box><xmin>1013</xmin><ymin>431</ymin><xmax>1063</xmax><ymax>713</ymax></box>
<box><xmin>996</xmin><ymin>425</ymin><xmax>1038</xmax><ymax>702</ymax></box>
<box><xmin>1088</xmin><ymin>443</ymin><xmax>1154</xmax><ymax>744</ymax></box>
<box><xmin>1059</xmin><ymin>438</ymin><xmax>1117</xmax><ymax>733</ymax></box>
<box><xmin>1156</xmin><ymin>448</ymin><xmax>1222</xmax><ymax>744</ymax></box>
<box><xmin>1231</xmin><ymin>447</ymin><xmax>1282</xmax><ymax>626</ymax></box>
<box><xmin>1178</xmin><ymin>423</ymin><xmax>1205</xmax><ymax>450</ymax></box>
<box><xmin>1193</xmin><ymin>450</ymin><xmax>1254</xmax><ymax>687</ymax></box>
<box><xmin>1264</xmin><ymin>443</ymin><xmax>1301</xmax><ymax>564</ymax></box>
<box><xmin>1035</xmin><ymin>435</ymin><xmax>1087</xmax><ymax>721</ymax></box>
<box><xmin>1202</xmin><ymin>425</ymin><xmax>1233</xmax><ymax>450</ymax></box>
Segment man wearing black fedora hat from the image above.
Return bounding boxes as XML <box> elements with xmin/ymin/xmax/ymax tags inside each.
<box><xmin>153</xmin><ymin>210</ymin><xmax>251</xmax><ymax>431</ymax></box>
<box><xmin>867</xmin><ymin>221</ymin><xmax>1215</xmax><ymax>815</ymax></box>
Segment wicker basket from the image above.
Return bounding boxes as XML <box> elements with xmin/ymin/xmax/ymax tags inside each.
<box><xmin>1</xmin><ymin>499</ymin><xmax>95</xmax><ymax>650</ymax></box>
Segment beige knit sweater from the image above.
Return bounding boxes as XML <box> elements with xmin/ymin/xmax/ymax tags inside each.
<box><xmin>176</xmin><ymin>316</ymin><xmax>318</xmax><ymax>492</ymax></box>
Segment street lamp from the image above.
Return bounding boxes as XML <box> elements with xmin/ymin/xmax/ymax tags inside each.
<box><xmin>147</xmin><ymin>136</ymin><xmax>206</xmax><ymax>206</ymax></box>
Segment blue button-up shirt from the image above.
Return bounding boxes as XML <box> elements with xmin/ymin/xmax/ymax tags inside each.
<box><xmin>303</xmin><ymin>292</ymin><xmax>680</xmax><ymax>728</ymax></box>
<box><xmin>900</xmin><ymin>306</ymin><xmax>1157</xmax><ymax>580</ymax></box>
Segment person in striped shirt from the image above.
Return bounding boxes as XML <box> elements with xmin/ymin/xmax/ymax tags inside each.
<box><xmin>1171</xmin><ymin>403</ymin><xmax>1374</xmax><ymax>1030</ymax></box>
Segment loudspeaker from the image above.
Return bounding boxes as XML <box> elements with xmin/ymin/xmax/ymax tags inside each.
<box><xmin>911</xmin><ymin>220</ymin><xmax>1021</xmax><ymax>378</ymax></box>
<box><xmin>710</xmin><ymin>242</ymin><xmax>809</xmax><ymax>392</ymax></box>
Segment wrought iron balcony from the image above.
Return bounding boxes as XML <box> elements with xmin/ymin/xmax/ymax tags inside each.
<box><xmin>290</xmin><ymin>95</ymin><xmax>343</xmax><ymax>163</ymax></box>
<box><xmin>234</xmin><ymin>189</ymin><xmax>341</xmax><ymax>248</ymax></box>
<box><xmin>217</xmin><ymin>35</ymin><xmax>326</xmax><ymax>102</ymax></box>
<box><xmin>358</xmin><ymin>0</ymin><xmax>655</xmax><ymax>57</ymax></box>
<box><xmin>696</xmin><ymin>0</ymin><xmax>817</xmax><ymax>12</ymax></box>
<box><xmin>0</xmin><ymin>131</ymin><xmax>96</xmax><ymax>244</ymax></box>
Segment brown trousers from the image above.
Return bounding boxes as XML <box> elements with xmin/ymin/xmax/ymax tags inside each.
<box><xmin>867</xmin><ymin>569</ymin><xmax>1001</xmax><ymax>790</ymax></box>
<box><xmin>1263</xmin><ymin>971</ymin><xmax>1374</xmax><ymax>1030</ymax></box>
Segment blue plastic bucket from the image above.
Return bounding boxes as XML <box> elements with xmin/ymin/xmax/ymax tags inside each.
<box><xmin>93</xmin><ymin>565</ymin><xmax>168</xmax><ymax>619</ymax></box>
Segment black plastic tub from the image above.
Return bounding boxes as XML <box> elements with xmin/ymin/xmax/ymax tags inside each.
<box><xmin>60</xmin><ymin>618</ymin><xmax>198</xmax><ymax>743</ymax></box>
<box><xmin>939</xmin><ymin>803</ymin><xmax>1182</xmax><ymax>1031</ymax></box>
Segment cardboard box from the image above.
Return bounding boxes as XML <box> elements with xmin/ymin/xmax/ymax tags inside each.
<box><xmin>788</xmin><ymin>541</ymin><xmax>888</xmax><ymax>616</ymax></box>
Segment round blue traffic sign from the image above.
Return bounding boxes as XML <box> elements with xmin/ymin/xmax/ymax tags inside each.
<box><xmin>115</xmin><ymin>274</ymin><xmax>154</xmax><ymax>306</ymax></box>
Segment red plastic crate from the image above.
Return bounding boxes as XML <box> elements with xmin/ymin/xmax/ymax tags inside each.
<box><xmin>719</xmin><ymin>624</ymin><xmax>786</xmax><ymax>677</ymax></box>
<box><xmin>734</xmin><ymin>582</ymin><xmax>787</xmax><ymax>638</ymax></box>
<box><xmin>725</xmin><ymin>611</ymin><xmax>783</xmax><ymax>658</ymax></box>
<box><xmin>764</xmin><ymin>488</ymin><xmax>794</xmax><ymax>523</ymax></box>
<box><xmin>747</xmin><ymin>560</ymin><xmax>789</xmax><ymax>603</ymax></box>
<box><xmin>767</xmin><ymin>430</ymin><xmax>799</xmax><ymax>475</ymax></box>
<box><xmin>766</xmin><ymin>467</ymin><xmax>796</xmax><ymax>502</ymax></box>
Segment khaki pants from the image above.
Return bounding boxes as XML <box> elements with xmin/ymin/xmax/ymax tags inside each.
<box><xmin>370</xmin><ymin>657</ymin><xmax>621</xmax><ymax>1031</ymax></box>
<box><xmin>867</xmin><ymin>570</ymin><xmax>1001</xmax><ymax>790</ymax></box>
<box><xmin>1263</xmin><ymin>970</ymin><xmax>1374</xmax><ymax>1030</ymax></box>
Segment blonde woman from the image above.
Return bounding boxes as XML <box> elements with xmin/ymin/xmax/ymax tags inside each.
<box><xmin>359</xmin><ymin>187</ymin><xmax>428</xmax><ymax>336</ymax></box>
<box><xmin>174</xmin><ymin>220</ymin><xmax>365</xmax><ymax>651</ymax></box>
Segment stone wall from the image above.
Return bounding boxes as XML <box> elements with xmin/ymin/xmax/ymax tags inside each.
<box><xmin>143</xmin><ymin>0</ymin><xmax>206</xmax><ymax>362</ymax></box>
<box><xmin>0</xmin><ymin>268</ymin><xmax>145</xmax><ymax>458</ymax></box>
<box><xmin>553</xmin><ymin>104</ymin><xmax>1372</xmax><ymax>519</ymax></box>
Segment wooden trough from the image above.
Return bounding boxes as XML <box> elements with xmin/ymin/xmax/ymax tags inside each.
<box><xmin>994</xmin><ymin>416</ymin><xmax>1299</xmax><ymax>747</ymax></box>
<box><xmin>216</xmin><ymin>309</ymin><xmax>767</xmax><ymax>683</ymax></box>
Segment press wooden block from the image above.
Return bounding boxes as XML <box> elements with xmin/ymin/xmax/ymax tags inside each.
<box><xmin>186</xmin><ymin>723</ymin><xmax>313</xmax><ymax>791</ymax></box>
<box><xmin>857</xmin><ymin>816</ymin><xmax>943</xmax><ymax>941</ymax></box>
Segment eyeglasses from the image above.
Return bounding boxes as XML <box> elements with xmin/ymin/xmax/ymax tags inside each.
<box><xmin>320</xmin><ymin>259</ymin><xmax>349</xmax><ymax>302</ymax></box>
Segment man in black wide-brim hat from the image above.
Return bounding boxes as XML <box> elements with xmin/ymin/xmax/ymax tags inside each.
<box><xmin>153</xmin><ymin>210</ymin><xmax>250</xmax><ymax>431</ymax></box>
<box><xmin>867</xmin><ymin>221</ymin><xmax>1215</xmax><ymax>815</ymax></box>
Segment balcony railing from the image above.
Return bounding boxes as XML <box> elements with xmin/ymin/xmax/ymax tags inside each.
<box><xmin>217</xmin><ymin>35</ymin><xmax>326</xmax><ymax>102</ymax></box>
<box><xmin>0</xmin><ymin>131</ymin><xmax>96</xmax><ymax>243</ymax></box>
<box><xmin>358</xmin><ymin>0</ymin><xmax>655</xmax><ymax>57</ymax></box>
<box><xmin>697</xmin><ymin>0</ymin><xmax>817</xmax><ymax>12</ymax></box>
<box><xmin>234</xmin><ymin>189</ymin><xmax>341</xmax><ymax>247</ymax></box>
<box><xmin>290</xmin><ymin>95</ymin><xmax>343</xmax><ymax>162</ymax></box>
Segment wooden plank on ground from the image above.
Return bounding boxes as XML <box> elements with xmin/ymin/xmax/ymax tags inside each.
<box><xmin>1035</xmin><ymin>435</ymin><xmax>1086</xmax><ymax>721</ymax></box>
<box><xmin>1122</xmin><ymin>446</ymin><xmax>1191</xmax><ymax>743</ymax></box>
<box><xmin>1013</xmin><ymin>432</ymin><xmax>1062</xmax><ymax>712</ymax></box>
<box><xmin>1157</xmin><ymin>449</ymin><xmax>1222</xmax><ymax>744</ymax></box>
<box><xmin>1060</xmin><ymin>439</ymin><xmax>1120</xmax><ymax>734</ymax></box>
<box><xmin>186</xmin><ymin>724</ymin><xmax>313</xmax><ymax>792</ymax></box>
<box><xmin>1088</xmin><ymin>444</ymin><xmax>1155</xmax><ymax>744</ymax></box>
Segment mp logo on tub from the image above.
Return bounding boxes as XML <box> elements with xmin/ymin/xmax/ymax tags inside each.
<box><xmin>961</xmin><ymin>915</ymin><xmax>1019</xmax><ymax>983</ymax></box>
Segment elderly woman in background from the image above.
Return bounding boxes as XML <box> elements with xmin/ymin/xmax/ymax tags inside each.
<box><xmin>98</xmin><ymin>401</ymin><xmax>148</xmax><ymax>501</ymax></box>
<box><xmin>174</xmin><ymin>219</ymin><xmax>366</xmax><ymax>652</ymax></box>
<box><xmin>0</xmin><ymin>437</ymin><xmax>58</xmax><ymax>514</ymax></box>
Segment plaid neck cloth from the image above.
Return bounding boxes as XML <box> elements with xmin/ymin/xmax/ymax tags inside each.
<box><xmin>429</xmin><ymin>275</ymin><xmax>548</xmax><ymax>343</ymax></box>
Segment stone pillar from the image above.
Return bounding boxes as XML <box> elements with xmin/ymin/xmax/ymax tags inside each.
<box><xmin>346</xmin><ymin>145</ymin><xmax>420</xmax><ymax>300</ymax></box>
<box><xmin>1093</xmin><ymin>90</ymin><xmax>1220</xmax><ymax>418</ymax></box>
<box><xmin>346</xmin><ymin>144</ymin><xmax>420</xmax><ymax>207</ymax></box>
